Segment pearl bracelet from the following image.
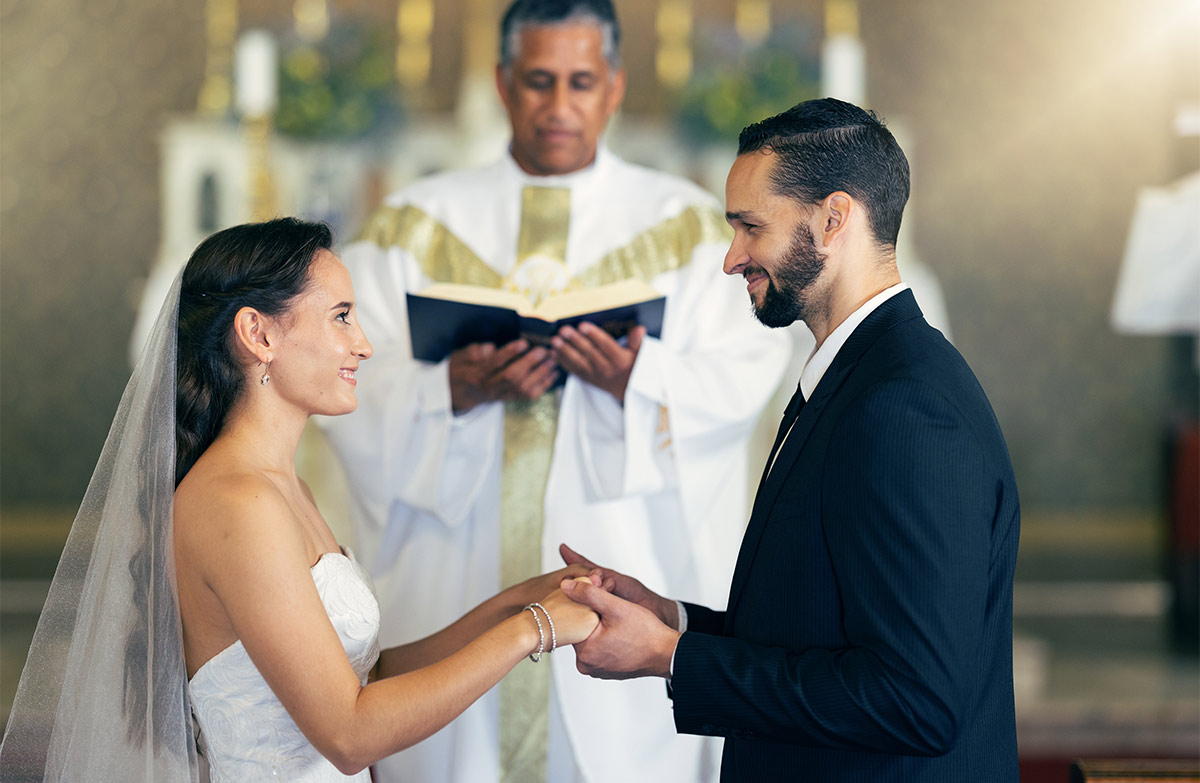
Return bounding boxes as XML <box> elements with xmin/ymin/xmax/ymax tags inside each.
<box><xmin>528</xmin><ymin>602</ymin><xmax>556</xmax><ymax>654</ymax></box>
<box><xmin>524</xmin><ymin>604</ymin><xmax>545</xmax><ymax>662</ymax></box>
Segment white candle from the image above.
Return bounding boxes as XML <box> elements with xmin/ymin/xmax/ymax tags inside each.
<box><xmin>236</xmin><ymin>29</ymin><xmax>278</xmax><ymax>117</ymax></box>
<box><xmin>821</xmin><ymin>33</ymin><xmax>866</xmax><ymax>106</ymax></box>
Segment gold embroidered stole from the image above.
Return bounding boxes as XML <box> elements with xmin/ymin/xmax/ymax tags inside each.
<box><xmin>497</xmin><ymin>186</ymin><xmax>571</xmax><ymax>783</ymax></box>
<box><xmin>360</xmin><ymin>193</ymin><xmax>730</xmax><ymax>781</ymax></box>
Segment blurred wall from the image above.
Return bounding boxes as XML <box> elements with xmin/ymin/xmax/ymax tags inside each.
<box><xmin>862</xmin><ymin>0</ymin><xmax>1198</xmax><ymax>510</ymax></box>
<box><xmin>1</xmin><ymin>0</ymin><xmax>207</xmax><ymax>505</ymax></box>
<box><xmin>1</xmin><ymin>0</ymin><xmax>1197</xmax><ymax>518</ymax></box>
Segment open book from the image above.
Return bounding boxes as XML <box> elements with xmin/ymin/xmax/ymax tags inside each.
<box><xmin>406</xmin><ymin>279</ymin><xmax>666</xmax><ymax>362</ymax></box>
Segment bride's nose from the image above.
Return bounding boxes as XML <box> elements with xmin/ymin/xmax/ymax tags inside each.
<box><xmin>354</xmin><ymin>328</ymin><xmax>373</xmax><ymax>360</ymax></box>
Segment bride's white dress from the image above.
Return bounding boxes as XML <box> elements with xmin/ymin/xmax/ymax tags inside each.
<box><xmin>189</xmin><ymin>550</ymin><xmax>381</xmax><ymax>782</ymax></box>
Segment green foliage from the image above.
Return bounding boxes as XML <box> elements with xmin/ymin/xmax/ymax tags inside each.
<box><xmin>276</xmin><ymin>23</ymin><xmax>402</xmax><ymax>139</ymax></box>
<box><xmin>675</xmin><ymin>34</ymin><xmax>820</xmax><ymax>146</ymax></box>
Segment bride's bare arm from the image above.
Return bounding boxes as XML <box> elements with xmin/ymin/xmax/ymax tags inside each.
<box><xmin>376</xmin><ymin>564</ymin><xmax>590</xmax><ymax>678</ymax></box>
<box><xmin>187</xmin><ymin>480</ymin><xmax>598</xmax><ymax>776</ymax></box>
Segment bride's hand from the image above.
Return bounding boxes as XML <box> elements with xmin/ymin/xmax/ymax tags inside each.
<box><xmin>536</xmin><ymin>579</ymin><xmax>599</xmax><ymax>647</ymax></box>
<box><xmin>507</xmin><ymin>565</ymin><xmax>591</xmax><ymax>610</ymax></box>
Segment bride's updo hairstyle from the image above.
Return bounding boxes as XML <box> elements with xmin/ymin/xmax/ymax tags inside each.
<box><xmin>176</xmin><ymin>217</ymin><xmax>333</xmax><ymax>485</ymax></box>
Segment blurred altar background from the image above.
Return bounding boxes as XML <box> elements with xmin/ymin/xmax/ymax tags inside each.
<box><xmin>1</xmin><ymin>0</ymin><xmax>1197</xmax><ymax>778</ymax></box>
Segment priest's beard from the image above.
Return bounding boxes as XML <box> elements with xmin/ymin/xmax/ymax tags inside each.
<box><xmin>752</xmin><ymin>221</ymin><xmax>826</xmax><ymax>328</ymax></box>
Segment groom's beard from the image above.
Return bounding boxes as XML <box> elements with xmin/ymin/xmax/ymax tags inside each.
<box><xmin>752</xmin><ymin>221</ymin><xmax>826</xmax><ymax>329</ymax></box>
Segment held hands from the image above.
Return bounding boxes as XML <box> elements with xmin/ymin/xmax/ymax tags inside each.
<box><xmin>559</xmin><ymin>544</ymin><xmax>679</xmax><ymax>628</ymax></box>
<box><xmin>506</xmin><ymin>568</ymin><xmax>597</xmax><ymax>655</ymax></box>
<box><xmin>507</xmin><ymin>565</ymin><xmax>591</xmax><ymax>610</ymax></box>
<box><xmin>551</xmin><ymin>324</ymin><xmax>646</xmax><ymax>404</ymax></box>
<box><xmin>556</xmin><ymin>544</ymin><xmax>681</xmax><ymax>680</ymax></box>
<box><xmin>448</xmin><ymin>340</ymin><xmax>559</xmax><ymax>413</ymax></box>
<box><xmin>534</xmin><ymin>578</ymin><xmax>601</xmax><ymax>648</ymax></box>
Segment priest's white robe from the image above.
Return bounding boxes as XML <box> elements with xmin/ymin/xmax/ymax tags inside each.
<box><xmin>318</xmin><ymin>147</ymin><xmax>791</xmax><ymax>783</ymax></box>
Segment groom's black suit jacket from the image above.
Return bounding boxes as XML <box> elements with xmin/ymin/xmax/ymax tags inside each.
<box><xmin>671</xmin><ymin>291</ymin><xmax>1020</xmax><ymax>782</ymax></box>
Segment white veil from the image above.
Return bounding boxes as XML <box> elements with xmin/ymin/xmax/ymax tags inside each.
<box><xmin>1</xmin><ymin>271</ymin><xmax>202</xmax><ymax>781</ymax></box>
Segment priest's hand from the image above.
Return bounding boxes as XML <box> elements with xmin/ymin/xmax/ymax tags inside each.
<box><xmin>448</xmin><ymin>340</ymin><xmax>560</xmax><ymax>413</ymax></box>
<box><xmin>550</xmin><ymin>323</ymin><xmax>645</xmax><ymax>404</ymax></box>
<box><xmin>560</xmin><ymin>577</ymin><xmax>680</xmax><ymax>680</ymax></box>
<box><xmin>559</xmin><ymin>543</ymin><xmax>680</xmax><ymax>630</ymax></box>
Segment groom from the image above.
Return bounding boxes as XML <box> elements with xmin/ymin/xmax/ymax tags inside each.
<box><xmin>561</xmin><ymin>98</ymin><xmax>1021</xmax><ymax>781</ymax></box>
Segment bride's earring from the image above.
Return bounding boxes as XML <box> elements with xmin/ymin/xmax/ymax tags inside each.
<box><xmin>260</xmin><ymin>360</ymin><xmax>272</xmax><ymax>386</ymax></box>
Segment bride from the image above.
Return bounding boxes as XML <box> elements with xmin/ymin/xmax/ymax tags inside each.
<box><xmin>0</xmin><ymin>218</ymin><xmax>597</xmax><ymax>782</ymax></box>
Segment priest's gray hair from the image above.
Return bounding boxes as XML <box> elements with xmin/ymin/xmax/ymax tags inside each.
<box><xmin>499</xmin><ymin>0</ymin><xmax>622</xmax><ymax>75</ymax></box>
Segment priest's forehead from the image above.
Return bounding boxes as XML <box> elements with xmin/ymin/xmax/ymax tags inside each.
<box><xmin>499</xmin><ymin>0</ymin><xmax>621</xmax><ymax>72</ymax></box>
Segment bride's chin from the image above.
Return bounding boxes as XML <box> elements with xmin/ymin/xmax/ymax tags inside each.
<box><xmin>308</xmin><ymin>398</ymin><xmax>358</xmax><ymax>418</ymax></box>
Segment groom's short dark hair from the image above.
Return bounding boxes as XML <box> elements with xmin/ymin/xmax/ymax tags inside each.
<box><xmin>738</xmin><ymin>98</ymin><xmax>910</xmax><ymax>249</ymax></box>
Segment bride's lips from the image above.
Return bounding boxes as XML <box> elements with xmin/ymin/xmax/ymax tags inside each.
<box><xmin>338</xmin><ymin>368</ymin><xmax>357</xmax><ymax>386</ymax></box>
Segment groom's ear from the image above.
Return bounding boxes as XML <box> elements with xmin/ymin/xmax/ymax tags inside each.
<box><xmin>231</xmin><ymin>306</ymin><xmax>274</xmax><ymax>365</ymax></box>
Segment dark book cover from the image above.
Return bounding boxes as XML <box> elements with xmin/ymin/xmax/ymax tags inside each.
<box><xmin>406</xmin><ymin>292</ymin><xmax>666</xmax><ymax>362</ymax></box>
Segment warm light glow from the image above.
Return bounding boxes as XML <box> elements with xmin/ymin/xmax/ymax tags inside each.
<box><xmin>197</xmin><ymin>0</ymin><xmax>238</xmax><ymax>116</ymax></box>
<box><xmin>293</xmin><ymin>0</ymin><xmax>329</xmax><ymax>42</ymax></box>
<box><xmin>397</xmin><ymin>0</ymin><xmax>434</xmax><ymax>88</ymax></box>
<box><xmin>656</xmin><ymin>0</ymin><xmax>693</xmax><ymax>88</ymax></box>
<box><xmin>735</xmin><ymin>0</ymin><xmax>771</xmax><ymax>46</ymax></box>
<box><xmin>824</xmin><ymin>0</ymin><xmax>859</xmax><ymax>38</ymax></box>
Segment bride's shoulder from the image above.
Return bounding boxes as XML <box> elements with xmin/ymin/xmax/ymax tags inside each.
<box><xmin>175</xmin><ymin>465</ymin><xmax>296</xmax><ymax>551</ymax></box>
<box><xmin>174</xmin><ymin>465</ymin><xmax>317</xmax><ymax>614</ymax></box>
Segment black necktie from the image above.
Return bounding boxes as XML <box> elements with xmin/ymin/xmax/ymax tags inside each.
<box><xmin>760</xmin><ymin>382</ymin><xmax>806</xmax><ymax>486</ymax></box>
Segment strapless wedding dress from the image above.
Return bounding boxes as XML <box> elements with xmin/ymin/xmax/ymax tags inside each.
<box><xmin>189</xmin><ymin>549</ymin><xmax>381</xmax><ymax>782</ymax></box>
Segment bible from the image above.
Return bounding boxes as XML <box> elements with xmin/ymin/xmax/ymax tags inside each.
<box><xmin>406</xmin><ymin>279</ymin><xmax>666</xmax><ymax>362</ymax></box>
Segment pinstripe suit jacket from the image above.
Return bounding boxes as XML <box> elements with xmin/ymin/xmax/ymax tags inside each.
<box><xmin>671</xmin><ymin>291</ymin><xmax>1020</xmax><ymax>781</ymax></box>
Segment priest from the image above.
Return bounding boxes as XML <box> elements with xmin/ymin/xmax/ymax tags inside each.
<box><xmin>317</xmin><ymin>1</ymin><xmax>790</xmax><ymax>782</ymax></box>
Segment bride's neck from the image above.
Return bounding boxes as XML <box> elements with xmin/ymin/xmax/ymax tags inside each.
<box><xmin>219</xmin><ymin>394</ymin><xmax>308</xmax><ymax>477</ymax></box>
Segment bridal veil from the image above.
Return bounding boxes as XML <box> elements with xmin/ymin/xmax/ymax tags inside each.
<box><xmin>0</xmin><ymin>271</ymin><xmax>202</xmax><ymax>781</ymax></box>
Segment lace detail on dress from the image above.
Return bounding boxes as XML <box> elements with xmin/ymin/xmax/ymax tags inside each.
<box><xmin>188</xmin><ymin>550</ymin><xmax>381</xmax><ymax>782</ymax></box>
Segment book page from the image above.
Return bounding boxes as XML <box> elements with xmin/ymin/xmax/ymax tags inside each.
<box><xmin>531</xmin><ymin>280</ymin><xmax>661</xmax><ymax>322</ymax></box>
<box><xmin>415</xmin><ymin>283</ymin><xmax>529</xmax><ymax>312</ymax></box>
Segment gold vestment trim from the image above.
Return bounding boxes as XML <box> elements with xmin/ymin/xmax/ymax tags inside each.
<box><xmin>498</xmin><ymin>394</ymin><xmax>559</xmax><ymax>783</ymax></box>
<box><xmin>359</xmin><ymin>204</ymin><xmax>502</xmax><ymax>288</ymax></box>
<box><xmin>361</xmin><ymin>201</ymin><xmax>730</xmax><ymax>291</ymax></box>
<box><xmin>516</xmin><ymin>187</ymin><xmax>570</xmax><ymax>265</ymax></box>
<box><xmin>500</xmin><ymin>187</ymin><xmax>570</xmax><ymax>783</ymax></box>
<box><xmin>577</xmin><ymin>204</ymin><xmax>730</xmax><ymax>287</ymax></box>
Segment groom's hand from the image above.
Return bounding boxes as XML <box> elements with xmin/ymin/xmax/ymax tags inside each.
<box><xmin>559</xmin><ymin>543</ymin><xmax>680</xmax><ymax>630</ymax></box>
<box><xmin>560</xmin><ymin>578</ymin><xmax>680</xmax><ymax>680</ymax></box>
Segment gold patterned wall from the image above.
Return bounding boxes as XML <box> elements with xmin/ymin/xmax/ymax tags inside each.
<box><xmin>1</xmin><ymin>0</ymin><xmax>1197</xmax><ymax>514</ymax></box>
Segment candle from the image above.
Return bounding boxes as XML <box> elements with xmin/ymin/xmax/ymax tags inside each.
<box><xmin>236</xmin><ymin>29</ymin><xmax>278</xmax><ymax>117</ymax></box>
<box><xmin>821</xmin><ymin>0</ymin><xmax>866</xmax><ymax>106</ymax></box>
<box><xmin>821</xmin><ymin>34</ymin><xmax>865</xmax><ymax>106</ymax></box>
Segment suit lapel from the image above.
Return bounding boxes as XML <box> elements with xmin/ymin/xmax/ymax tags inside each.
<box><xmin>725</xmin><ymin>291</ymin><xmax>924</xmax><ymax>622</ymax></box>
<box><xmin>724</xmin><ymin>363</ymin><xmax>850</xmax><ymax>619</ymax></box>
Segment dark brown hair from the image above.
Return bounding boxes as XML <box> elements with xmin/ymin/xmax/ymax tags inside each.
<box><xmin>174</xmin><ymin>217</ymin><xmax>332</xmax><ymax>486</ymax></box>
<box><xmin>739</xmin><ymin>98</ymin><xmax>910</xmax><ymax>249</ymax></box>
